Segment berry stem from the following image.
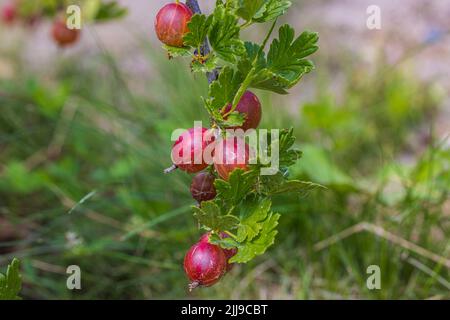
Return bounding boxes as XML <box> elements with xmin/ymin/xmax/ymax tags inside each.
<box><xmin>164</xmin><ymin>164</ymin><xmax>178</xmax><ymax>174</ymax></box>
<box><xmin>188</xmin><ymin>281</ymin><xmax>200</xmax><ymax>292</ymax></box>
<box><xmin>223</xmin><ymin>230</ymin><xmax>237</xmax><ymax>240</ymax></box>
<box><xmin>223</xmin><ymin>67</ymin><xmax>256</xmax><ymax>117</ymax></box>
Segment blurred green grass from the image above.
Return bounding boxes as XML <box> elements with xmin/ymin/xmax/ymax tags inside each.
<box><xmin>0</xmin><ymin>31</ymin><xmax>449</xmax><ymax>299</ymax></box>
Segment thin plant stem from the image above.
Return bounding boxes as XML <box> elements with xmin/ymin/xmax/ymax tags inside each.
<box><xmin>224</xmin><ymin>18</ymin><xmax>278</xmax><ymax>117</ymax></box>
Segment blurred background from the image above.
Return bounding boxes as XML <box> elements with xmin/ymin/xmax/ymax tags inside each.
<box><xmin>0</xmin><ymin>0</ymin><xmax>449</xmax><ymax>299</ymax></box>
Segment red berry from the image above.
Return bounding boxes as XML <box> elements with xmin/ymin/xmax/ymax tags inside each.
<box><xmin>199</xmin><ymin>233</ymin><xmax>210</xmax><ymax>243</ymax></box>
<box><xmin>222</xmin><ymin>91</ymin><xmax>262</xmax><ymax>131</ymax></box>
<box><xmin>155</xmin><ymin>2</ymin><xmax>193</xmax><ymax>47</ymax></box>
<box><xmin>1</xmin><ymin>2</ymin><xmax>16</xmax><ymax>24</ymax></box>
<box><xmin>52</xmin><ymin>19</ymin><xmax>80</xmax><ymax>47</ymax></box>
<box><xmin>190</xmin><ymin>172</ymin><xmax>217</xmax><ymax>203</ymax></box>
<box><xmin>200</xmin><ymin>232</ymin><xmax>237</xmax><ymax>271</ymax></box>
<box><xmin>171</xmin><ymin>128</ymin><xmax>215</xmax><ymax>174</ymax></box>
<box><xmin>214</xmin><ymin>137</ymin><xmax>251</xmax><ymax>181</ymax></box>
<box><xmin>184</xmin><ymin>241</ymin><xmax>227</xmax><ymax>290</ymax></box>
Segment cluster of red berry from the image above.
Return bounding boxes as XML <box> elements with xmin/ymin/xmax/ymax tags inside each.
<box><xmin>1</xmin><ymin>1</ymin><xmax>79</xmax><ymax>47</ymax></box>
<box><xmin>155</xmin><ymin>2</ymin><xmax>264</xmax><ymax>289</ymax></box>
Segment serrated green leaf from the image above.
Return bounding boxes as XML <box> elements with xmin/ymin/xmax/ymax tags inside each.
<box><xmin>235</xmin><ymin>0</ymin><xmax>291</xmax><ymax>23</ymax></box>
<box><xmin>244</xmin><ymin>42</ymin><xmax>263</xmax><ymax>59</ymax></box>
<box><xmin>193</xmin><ymin>201</ymin><xmax>240</xmax><ymax>231</ymax></box>
<box><xmin>208</xmin><ymin>5</ymin><xmax>245</xmax><ymax>62</ymax></box>
<box><xmin>259</xmin><ymin>170</ymin><xmax>288</xmax><ymax>195</ymax></box>
<box><xmin>278</xmin><ymin>128</ymin><xmax>303</xmax><ymax>167</ymax></box>
<box><xmin>163</xmin><ymin>45</ymin><xmax>192</xmax><ymax>58</ymax></box>
<box><xmin>250</xmin><ymin>25</ymin><xmax>318</xmax><ymax>93</ymax></box>
<box><xmin>267</xmin><ymin>26</ymin><xmax>318</xmax><ymax>79</ymax></box>
<box><xmin>291</xmin><ymin>30</ymin><xmax>320</xmax><ymax>59</ymax></box>
<box><xmin>236</xmin><ymin>0</ymin><xmax>266</xmax><ymax>21</ymax></box>
<box><xmin>214</xmin><ymin>169</ymin><xmax>258</xmax><ymax>207</ymax></box>
<box><xmin>184</xmin><ymin>14</ymin><xmax>213</xmax><ymax>49</ymax></box>
<box><xmin>0</xmin><ymin>258</ymin><xmax>22</xmax><ymax>300</ymax></box>
<box><xmin>254</xmin><ymin>0</ymin><xmax>292</xmax><ymax>22</ymax></box>
<box><xmin>251</xmin><ymin>65</ymin><xmax>313</xmax><ymax>94</ymax></box>
<box><xmin>236</xmin><ymin>198</ymin><xmax>272</xmax><ymax>242</ymax></box>
<box><xmin>230</xmin><ymin>212</ymin><xmax>280</xmax><ymax>263</ymax></box>
<box><xmin>209</xmin><ymin>67</ymin><xmax>244</xmax><ymax>109</ymax></box>
<box><xmin>238</xmin><ymin>42</ymin><xmax>266</xmax><ymax>75</ymax></box>
<box><xmin>261</xmin><ymin>128</ymin><xmax>302</xmax><ymax>168</ymax></box>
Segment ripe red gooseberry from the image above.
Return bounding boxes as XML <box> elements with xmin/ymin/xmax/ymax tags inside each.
<box><xmin>214</xmin><ymin>137</ymin><xmax>251</xmax><ymax>181</ymax></box>
<box><xmin>183</xmin><ymin>240</ymin><xmax>227</xmax><ymax>290</ymax></box>
<box><xmin>200</xmin><ymin>232</ymin><xmax>237</xmax><ymax>271</ymax></box>
<box><xmin>154</xmin><ymin>2</ymin><xmax>193</xmax><ymax>47</ymax></box>
<box><xmin>52</xmin><ymin>19</ymin><xmax>80</xmax><ymax>47</ymax></box>
<box><xmin>169</xmin><ymin>127</ymin><xmax>215</xmax><ymax>174</ymax></box>
<box><xmin>190</xmin><ymin>172</ymin><xmax>217</xmax><ymax>203</ymax></box>
<box><xmin>222</xmin><ymin>91</ymin><xmax>262</xmax><ymax>131</ymax></box>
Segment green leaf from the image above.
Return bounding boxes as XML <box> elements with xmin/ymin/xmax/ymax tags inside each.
<box><xmin>193</xmin><ymin>201</ymin><xmax>240</xmax><ymax>231</ymax></box>
<box><xmin>214</xmin><ymin>169</ymin><xmax>258</xmax><ymax>207</ymax></box>
<box><xmin>208</xmin><ymin>67</ymin><xmax>244</xmax><ymax>109</ymax></box>
<box><xmin>236</xmin><ymin>0</ymin><xmax>266</xmax><ymax>21</ymax></box>
<box><xmin>209</xmin><ymin>233</ymin><xmax>240</xmax><ymax>249</ymax></box>
<box><xmin>253</xmin><ymin>128</ymin><xmax>302</xmax><ymax>181</ymax></box>
<box><xmin>291</xmin><ymin>31</ymin><xmax>320</xmax><ymax>59</ymax></box>
<box><xmin>191</xmin><ymin>55</ymin><xmax>219</xmax><ymax>73</ymax></box>
<box><xmin>184</xmin><ymin>14</ymin><xmax>213</xmax><ymax>49</ymax></box>
<box><xmin>235</xmin><ymin>0</ymin><xmax>291</xmax><ymax>23</ymax></box>
<box><xmin>259</xmin><ymin>171</ymin><xmax>287</xmax><ymax>193</ymax></box>
<box><xmin>163</xmin><ymin>45</ymin><xmax>192</xmax><ymax>58</ymax></box>
<box><xmin>230</xmin><ymin>212</ymin><xmax>280</xmax><ymax>263</ymax></box>
<box><xmin>221</xmin><ymin>111</ymin><xmax>246</xmax><ymax>127</ymax></box>
<box><xmin>237</xmin><ymin>42</ymin><xmax>266</xmax><ymax>75</ymax></box>
<box><xmin>208</xmin><ymin>5</ymin><xmax>245</xmax><ymax>62</ymax></box>
<box><xmin>202</xmin><ymin>97</ymin><xmax>225</xmax><ymax>123</ymax></box>
<box><xmin>291</xmin><ymin>144</ymin><xmax>357</xmax><ymax>192</ymax></box>
<box><xmin>251</xmin><ymin>25</ymin><xmax>319</xmax><ymax>93</ymax></box>
<box><xmin>0</xmin><ymin>259</ymin><xmax>22</xmax><ymax>300</ymax></box>
<box><xmin>243</xmin><ymin>42</ymin><xmax>263</xmax><ymax>61</ymax></box>
<box><xmin>236</xmin><ymin>198</ymin><xmax>272</xmax><ymax>242</ymax></box>
<box><xmin>259</xmin><ymin>128</ymin><xmax>302</xmax><ymax>168</ymax></box>
<box><xmin>82</xmin><ymin>0</ymin><xmax>102</xmax><ymax>22</ymax></box>
<box><xmin>268</xmin><ymin>25</ymin><xmax>319</xmax><ymax>64</ymax></box>
<box><xmin>278</xmin><ymin>128</ymin><xmax>302</xmax><ymax>167</ymax></box>
<box><xmin>94</xmin><ymin>1</ymin><xmax>128</xmax><ymax>22</ymax></box>
<box><xmin>254</xmin><ymin>0</ymin><xmax>292</xmax><ymax>23</ymax></box>
<box><xmin>268</xmin><ymin>180</ymin><xmax>326</xmax><ymax>195</ymax></box>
